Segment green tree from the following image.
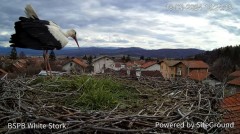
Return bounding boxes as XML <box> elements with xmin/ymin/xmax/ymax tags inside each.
<box><xmin>49</xmin><ymin>50</ymin><xmax>56</xmax><ymax>61</ymax></box>
<box><xmin>146</xmin><ymin>57</ymin><xmax>152</xmax><ymax>61</ymax></box>
<box><xmin>83</xmin><ymin>55</ymin><xmax>87</xmax><ymax>60</ymax></box>
<box><xmin>87</xmin><ymin>55</ymin><xmax>93</xmax><ymax>65</ymax></box>
<box><xmin>126</xmin><ymin>55</ymin><xmax>131</xmax><ymax>62</ymax></box>
<box><xmin>140</xmin><ymin>55</ymin><xmax>144</xmax><ymax>60</ymax></box>
<box><xmin>9</xmin><ymin>47</ymin><xmax>18</xmax><ymax>60</ymax></box>
<box><xmin>121</xmin><ymin>56</ymin><xmax>126</xmax><ymax>62</ymax></box>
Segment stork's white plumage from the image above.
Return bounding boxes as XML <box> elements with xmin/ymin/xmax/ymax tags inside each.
<box><xmin>10</xmin><ymin>4</ymin><xmax>80</xmax><ymax>75</ymax></box>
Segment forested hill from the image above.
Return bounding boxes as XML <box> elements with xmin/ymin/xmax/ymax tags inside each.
<box><xmin>194</xmin><ymin>45</ymin><xmax>240</xmax><ymax>81</ymax></box>
<box><xmin>195</xmin><ymin>45</ymin><xmax>240</xmax><ymax>65</ymax></box>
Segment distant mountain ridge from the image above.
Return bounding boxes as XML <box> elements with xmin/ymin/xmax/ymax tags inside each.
<box><xmin>0</xmin><ymin>46</ymin><xmax>204</xmax><ymax>58</ymax></box>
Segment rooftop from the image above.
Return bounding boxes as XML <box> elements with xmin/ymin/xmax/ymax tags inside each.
<box><xmin>141</xmin><ymin>61</ymin><xmax>157</xmax><ymax>69</ymax></box>
<box><xmin>182</xmin><ymin>60</ymin><xmax>209</xmax><ymax>69</ymax></box>
<box><xmin>160</xmin><ymin>59</ymin><xmax>180</xmax><ymax>67</ymax></box>
<box><xmin>228</xmin><ymin>77</ymin><xmax>240</xmax><ymax>86</ymax></box>
<box><xmin>72</xmin><ymin>58</ymin><xmax>88</xmax><ymax>68</ymax></box>
<box><xmin>221</xmin><ymin>93</ymin><xmax>240</xmax><ymax>133</ymax></box>
<box><xmin>229</xmin><ymin>70</ymin><xmax>240</xmax><ymax>77</ymax></box>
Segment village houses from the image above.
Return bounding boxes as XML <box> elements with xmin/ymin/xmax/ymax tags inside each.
<box><xmin>62</xmin><ymin>58</ymin><xmax>88</xmax><ymax>74</ymax></box>
<box><xmin>92</xmin><ymin>56</ymin><xmax>115</xmax><ymax>74</ymax></box>
<box><xmin>160</xmin><ymin>59</ymin><xmax>209</xmax><ymax>81</ymax></box>
<box><xmin>227</xmin><ymin>70</ymin><xmax>240</xmax><ymax>93</ymax></box>
<box><xmin>141</xmin><ymin>61</ymin><xmax>160</xmax><ymax>71</ymax></box>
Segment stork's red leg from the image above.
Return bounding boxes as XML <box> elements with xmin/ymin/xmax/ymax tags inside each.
<box><xmin>43</xmin><ymin>50</ymin><xmax>48</xmax><ymax>75</ymax></box>
<box><xmin>46</xmin><ymin>50</ymin><xmax>52</xmax><ymax>76</ymax></box>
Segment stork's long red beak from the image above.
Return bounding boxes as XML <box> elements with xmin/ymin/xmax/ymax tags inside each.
<box><xmin>73</xmin><ymin>37</ymin><xmax>79</xmax><ymax>48</ymax></box>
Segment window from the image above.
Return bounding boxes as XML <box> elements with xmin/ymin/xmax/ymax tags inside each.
<box><xmin>177</xmin><ymin>67</ymin><xmax>182</xmax><ymax>75</ymax></box>
<box><xmin>70</xmin><ymin>63</ymin><xmax>73</xmax><ymax>66</ymax></box>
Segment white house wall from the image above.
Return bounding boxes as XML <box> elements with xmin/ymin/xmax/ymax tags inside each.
<box><xmin>143</xmin><ymin>64</ymin><xmax>160</xmax><ymax>71</ymax></box>
<box><xmin>62</xmin><ymin>62</ymin><xmax>76</xmax><ymax>73</ymax></box>
<box><xmin>93</xmin><ymin>58</ymin><xmax>114</xmax><ymax>74</ymax></box>
<box><xmin>62</xmin><ymin>62</ymin><xmax>84</xmax><ymax>73</ymax></box>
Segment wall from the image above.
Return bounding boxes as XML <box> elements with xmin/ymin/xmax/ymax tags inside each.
<box><xmin>93</xmin><ymin>57</ymin><xmax>114</xmax><ymax>74</ymax></box>
<box><xmin>62</xmin><ymin>62</ymin><xmax>84</xmax><ymax>74</ymax></box>
<box><xmin>143</xmin><ymin>64</ymin><xmax>160</xmax><ymax>71</ymax></box>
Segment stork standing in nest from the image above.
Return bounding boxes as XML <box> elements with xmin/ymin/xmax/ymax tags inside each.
<box><xmin>10</xmin><ymin>4</ymin><xmax>79</xmax><ymax>75</ymax></box>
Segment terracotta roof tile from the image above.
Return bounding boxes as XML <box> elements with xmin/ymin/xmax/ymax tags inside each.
<box><xmin>161</xmin><ymin>60</ymin><xmax>180</xmax><ymax>67</ymax></box>
<box><xmin>182</xmin><ymin>60</ymin><xmax>209</xmax><ymax>69</ymax></box>
<box><xmin>115</xmin><ymin>63</ymin><xmax>121</xmax><ymax>68</ymax></box>
<box><xmin>221</xmin><ymin>93</ymin><xmax>240</xmax><ymax>133</ymax></box>
<box><xmin>72</xmin><ymin>58</ymin><xmax>88</xmax><ymax>68</ymax></box>
<box><xmin>134</xmin><ymin>60</ymin><xmax>145</xmax><ymax>65</ymax></box>
<box><xmin>141</xmin><ymin>61</ymin><xmax>157</xmax><ymax>69</ymax></box>
<box><xmin>188</xmin><ymin>70</ymin><xmax>209</xmax><ymax>81</ymax></box>
<box><xmin>228</xmin><ymin>77</ymin><xmax>240</xmax><ymax>86</ymax></box>
<box><xmin>229</xmin><ymin>70</ymin><xmax>240</xmax><ymax>77</ymax></box>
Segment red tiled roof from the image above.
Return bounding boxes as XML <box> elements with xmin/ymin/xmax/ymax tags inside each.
<box><xmin>229</xmin><ymin>70</ymin><xmax>240</xmax><ymax>77</ymax></box>
<box><xmin>160</xmin><ymin>60</ymin><xmax>180</xmax><ymax>67</ymax></box>
<box><xmin>72</xmin><ymin>58</ymin><xmax>88</xmax><ymax>68</ymax></box>
<box><xmin>228</xmin><ymin>77</ymin><xmax>240</xmax><ymax>86</ymax></box>
<box><xmin>182</xmin><ymin>60</ymin><xmax>209</xmax><ymax>69</ymax></box>
<box><xmin>141</xmin><ymin>61</ymin><xmax>157</xmax><ymax>69</ymax></box>
<box><xmin>115</xmin><ymin>63</ymin><xmax>121</xmax><ymax>68</ymax></box>
<box><xmin>221</xmin><ymin>93</ymin><xmax>240</xmax><ymax>133</ymax></box>
<box><xmin>134</xmin><ymin>60</ymin><xmax>145</xmax><ymax>65</ymax></box>
<box><xmin>126</xmin><ymin>62</ymin><xmax>134</xmax><ymax>67</ymax></box>
<box><xmin>188</xmin><ymin>70</ymin><xmax>209</xmax><ymax>81</ymax></box>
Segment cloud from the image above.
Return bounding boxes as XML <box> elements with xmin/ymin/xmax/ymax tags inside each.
<box><xmin>0</xmin><ymin>0</ymin><xmax>239</xmax><ymax>50</ymax></box>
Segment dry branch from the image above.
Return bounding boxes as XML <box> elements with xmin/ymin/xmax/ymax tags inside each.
<box><xmin>0</xmin><ymin>76</ymin><xmax>225</xmax><ymax>133</ymax></box>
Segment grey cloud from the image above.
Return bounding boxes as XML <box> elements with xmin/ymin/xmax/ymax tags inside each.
<box><xmin>0</xmin><ymin>0</ymin><xmax>239</xmax><ymax>50</ymax></box>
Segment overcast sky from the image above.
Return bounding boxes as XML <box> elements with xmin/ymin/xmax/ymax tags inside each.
<box><xmin>0</xmin><ymin>0</ymin><xmax>239</xmax><ymax>50</ymax></box>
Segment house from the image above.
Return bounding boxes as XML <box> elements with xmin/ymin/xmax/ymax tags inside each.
<box><xmin>141</xmin><ymin>61</ymin><xmax>160</xmax><ymax>71</ymax></box>
<box><xmin>228</xmin><ymin>70</ymin><xmax>240</xmax><ymax>80</ymax></box>
<box><xmin>159</xmin><ymin>59</ymin><xmax>180</xmax><ymax>79</ymax></box>
<box><xmin>226</xmin><ymin>70</ymin><xmax>240</xmax><ymax>94</ymax></box>
<box><xmin>113</xmin><ymin>62</ymin><xmax>126</xmax><ymax>71</ymax></box>
<box><xmin>92</xmin><ymin>56</ymin><xmax>114</xmax><ymax>74</ymax></box>
<box><xmin>125</xmin><ymin>60</ymin><xmax>145</xmax><ymax>69</ymax></box>
<box><xmin>159</xmin><ymin>60</ymin><xmax>209</xmax><ymax>81</ymax></box>
<box><xmin>139</xmin><ymin>70</ymin><xmax>162</xmax><ymax>78</ymax></box>
<box><xmin>118</xmin><ymin>69</ymin><xmax>162</xmax><ymax>78</ymax></box>
<box><xmin>62</xmin><ymin>58</ymin><xmax>88</xmax><ymax>74</ymax></box>
<box><xmin>202</xmin><ymin>73</ymin><xmax>222</xmax><ymax>87</ymax></box>
<box><xmin>174</xmin><ymin>60</ymin><xmax>209</xmax><ymax>81</ymax></box>
<box><xmin>221</xmin><ymin>93</ymin><xmax>240</xmax><ymax>133</ymax></box>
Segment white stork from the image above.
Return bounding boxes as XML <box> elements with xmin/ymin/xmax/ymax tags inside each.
<box><xmin>10</xmin><ymin>4</ymin><xmax>79</xmax><ymax>75</ymax></box>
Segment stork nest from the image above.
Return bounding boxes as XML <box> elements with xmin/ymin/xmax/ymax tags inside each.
<box><xmin>0</xmin><ymin>75</ymin><xmax>226</xmax><ymax>133</ymax></box>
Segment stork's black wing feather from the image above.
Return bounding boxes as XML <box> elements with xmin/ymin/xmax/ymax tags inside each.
<box><xmin>10</xmin><ymin>17</ymin><xmax>62</xmax><ymax>50</ymax></box>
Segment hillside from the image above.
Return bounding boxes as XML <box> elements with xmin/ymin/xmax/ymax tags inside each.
<box><xmin>0</xmin><ymin>46</ymin><xmax>204</xmax><ymax>59</ymax></box>
<box><xmin>195</xmin><ymin>45</ymin><xmax>240</xmax><ymax>80</ymax></box>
